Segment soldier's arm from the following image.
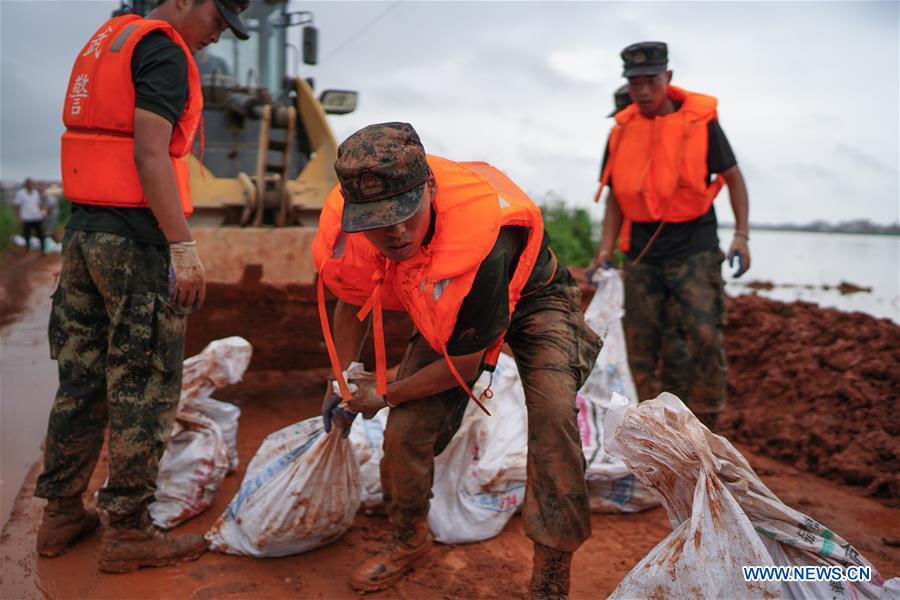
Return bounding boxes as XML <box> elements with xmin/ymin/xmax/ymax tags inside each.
<box><xmin>385</xmin><ymin>350</ymin><xmax>484</xmax><ymax>407</ymax></box>
<box><xmin>721</xmin><ymin>166</ymin><xmax>749</xmax><ymax>234</ymax></box>
<box><xmin>721</xmin><ymin>165</ymin><xmax>751</xmax><ymax>274</ymax></box>
<box><xmin>333</xmin><ymin>299</ymin><xmax>372</xmax><ymax>370</ymax></box>
<box><xmin>595</xmin><ymin>189</ymin><xmax>623</xmax><ymax>264</ymax></box>
<box><xmin>133</xmin><ymin>107</ymin><xmax>192</xmax><ymax>243</ymax></box>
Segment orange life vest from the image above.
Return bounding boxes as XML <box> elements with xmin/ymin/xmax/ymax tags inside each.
<box><xmin>597</xmin><ymin>85</ymin><xmax>725</xmax><ymax>224</ymax></box>
<box><xmin>61</xmin><ymin>15</ymin><xmax>202</xmax><ymax>216</ymax></box>
<box><xmin>313</xmin><ymin>156</ymin><xmax>548</xmax><ymax>413</ymax></box>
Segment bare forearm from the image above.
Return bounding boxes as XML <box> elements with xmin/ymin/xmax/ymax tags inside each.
<box><xmin>722</xmin><ymin>166</ymin><xmax>749</xmax><ymax>231</ymax></box>
<box><xmin>333</xmin><ymin>299</ymin><xmax>370</xmax><ymax>371</ymax></box>
<box><xmin>387</xmin><ymin>350</ymin><xmax>483</xmax><ymax>406</ymax></box>
<box><xmin>133</xmin><ymin>108</ymin><xmax>191</xmax><ymax>243</ymax></box>
<box><xmin>135</xmin><ymin>155</ymin><xmax>192</xmax><ymax>242</ymax></box>
<box><xmin>596</xmin><ymin>191</ymin><xmax>623</xmax><ymax>260</ymax></box>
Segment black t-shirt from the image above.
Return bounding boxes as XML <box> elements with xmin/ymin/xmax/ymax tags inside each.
<box><xmin>445</xmin><ymin>227</ymin><xmax>558</xmax><ymax>355</ymax></box>
<box><xmin>600</xmin><ymin>110</ymin><xmax>737</xmax><ymax>261</ymax></box>
<box><xmin>67</xmin><ymin>31</ymin><xmax>189</xmax><ymax>245</ymax></box>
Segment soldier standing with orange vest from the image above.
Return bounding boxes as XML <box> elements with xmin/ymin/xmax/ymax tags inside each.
<box><xmin>314</xmin><ymin>122</ymin><xmax>601</xmax><ymax>598</ymax></box>
<box><xmin>34</xmin><ymin>0</ymin><xmax>248</xmax><ymax>572</ymax></box>
<box><xmin>592</xmin><ymin>42</ymin><xmax>751</xmax><ymax>430</ymax></box>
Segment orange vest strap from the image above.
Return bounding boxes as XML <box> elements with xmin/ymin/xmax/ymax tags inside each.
<box><xmin>317</xmin><ymin>275</ymin><xmax>353</xmax><ymax>400</ymax></box>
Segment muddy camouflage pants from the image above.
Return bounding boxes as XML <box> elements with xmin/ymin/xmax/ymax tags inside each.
<box><xmin>623</xmin><ymin>248</ymin><xmax>728</xmax><ymax>415</ymax></box>
<box><xmin>381</xmin><ymin>275</ymin><xmax>601</xmax><ymax>552</ymax></box>
<box><xmin>34</xmin><ymin>231</ymin><xmax>187</xmax><ymax>527</ymax></box>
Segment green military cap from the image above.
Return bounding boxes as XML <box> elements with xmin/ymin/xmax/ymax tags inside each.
<box><xmin>621</xmin><ymin>41</ymin><xmax>668</xmax><ymax>78</ymax></box>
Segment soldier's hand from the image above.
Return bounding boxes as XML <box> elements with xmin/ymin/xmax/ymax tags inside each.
<box><xmin>346</xmin><ymin>378</ymin><xmax>387</xmax><ymax>419</ymax></box>
<box><xmin>322</xmin><ymin>383</ymin><xmax>356</xmax><ymax>438</ymax></box>
<box><xmin>727</xmin><ymin>235</ymin><xmax>751</xmax><ymax>278</ymax></box>
<box><xmin>169</xmin><ymin>240</ymin><xmax>206</xmax><ymax>310</ymax></box>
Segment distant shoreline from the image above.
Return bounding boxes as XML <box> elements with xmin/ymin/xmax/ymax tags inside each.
<box><xmin>719</xmin><ymin>223</ymin><xmax>900</xmax><ymax>237</ymax></box>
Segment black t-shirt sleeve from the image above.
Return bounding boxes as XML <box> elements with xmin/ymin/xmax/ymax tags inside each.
<box><xmin>707</xmin><ymin>120</ymin><xmax>737</xmax><ymax>174</ymax></box>
<box><xmin>131</xmin><ymin>31</ymin><xmax>188</xmax><ymax>125</ymax></box>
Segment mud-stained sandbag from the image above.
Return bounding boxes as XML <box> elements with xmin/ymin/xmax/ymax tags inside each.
<box><xmin>149</xmin><ymin>337</ymin><xmax>252</xmax><ymax>529</ymax></box>
<box><xmin>428</xmin><ymin>354</ymin><xmax>528</xmax><ymax>544</ymax></box>
<box><xmin>348</xmin><ymin>410</ymin><xmax>388</xmax><ymax>510</ymax></box>
<box><xmin>206</xmin><ymin>417</ymin><xmax>361</xmax><ymax>557</ymax></box>
<box><xmin>579</xmin><ymin>269</ymin><xmax>658</xmax><ymax>513</ymax></box>
<box><xmin>605</xmin><ymin>393</ymin><xmax>895</xmax><ymax>600</ymax></box>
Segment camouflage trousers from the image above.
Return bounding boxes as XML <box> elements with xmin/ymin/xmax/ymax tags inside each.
<box><xmin>381</xmin><ymin>275</ymin><xmax>601</xmax><ymax>552</ymax></box>
<box><xmin>623</xmin><ymin>248</ymin><xmax>728</xmax><ymax>416</ymax></box>
<box><xmin>34</xmin><ymin>230</ymin><xmax>187</xmax><ymax>527</ymax></box>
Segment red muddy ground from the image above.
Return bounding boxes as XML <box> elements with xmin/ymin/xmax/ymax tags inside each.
<box><xmin>2</xmin><ymin>261</ymin><xmax>898</xmax><ymax>598</ymax></box>
<box><xmin>2</xmin><ymin>369</ymin><xmax>898</xmax><ymax>599</ymax></box>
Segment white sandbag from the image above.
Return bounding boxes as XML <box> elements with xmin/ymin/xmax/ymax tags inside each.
<box><xmin>149</xmin><ymin>337</ymin><xmax>252</xmax><ymax>529</ymax></box>
<box><xmin>206</xmin><ymin>417</ymin><xmax>360</xmax><ymax>557</ymax></box>
<box><xmin>348</xmin><ymin>410</ymin><xmax>388</xmax><ymax>509</ymax></box>
<box><xmin>428</xmin><ymin>353</ymin><xmax>528</xmax><ymax>544</ymax></box>
<box><xmin>577</xmin><ymin>269</ymin><xmax>657</xmax><ymax>512</ymax></box>
<box><xmin>605</xmin><ymin>393</ymin><xmax>894</xmax><ymax>600</ymax></box>
<box><xmin>180</xmin><ymin>335</ymin><xmax>252</xmax><ymax>471</ymax></box>
<box><xmin>149</xmin><ymin>409</ymin><xmax>230</xmax><ymax>529</ymax></box>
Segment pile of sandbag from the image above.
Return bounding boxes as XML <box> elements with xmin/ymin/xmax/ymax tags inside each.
<box><xmin>148</xmin><ymin>337</ymin><xmax>252</xmax><ymax>529</ymax></box>
<box><xmin>604</xmin><ymin>392</ymin><xmax>897</xmax><ymax>599</ymax></box>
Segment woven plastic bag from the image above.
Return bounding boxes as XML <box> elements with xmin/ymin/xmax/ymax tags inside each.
<box><xmin>605</xmin><ymin>393</ymin><xmax>894</xmax><ymax>600</ymax></box>
<box><xmin>428</xmin><ymin>353</ymin><xmax>528</xmax><ymax>543</ymax></box>
<box><xmin>149</xmin><ymin>337</ymin><xmax>252</xmax><ymax>529</ymax></box>
<box><xmin>206</xmin><ymin>417</ymin><xmax>360</xmax><ymax>557</ymax></box>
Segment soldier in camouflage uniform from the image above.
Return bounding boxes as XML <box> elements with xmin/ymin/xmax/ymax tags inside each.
<box><xmin>592</xmin><ymin>42</ymin><xmax>751</xmax><ymax>429</ymax></box>
<box><xmin>34</xmin><ymin>0</ymin><xmax>249</xmax><ymax>572</ymax></box>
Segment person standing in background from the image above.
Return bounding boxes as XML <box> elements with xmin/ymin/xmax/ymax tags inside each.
<box><xmin>592</xmin><ymin>42</ymin><xmax>751</xmax><ymax>430</ymax></box>
<box><xmin>14</xmin><ymin>178</ymin><xmax>47</xmax><ymax>254</ymax></box>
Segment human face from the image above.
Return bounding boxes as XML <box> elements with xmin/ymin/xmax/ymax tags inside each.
<box><xmin>627</xmin><ymin>71</ymin><xmax>673</xmax><ymax>117</ymax></box>
<box><xmin>362</xmin><ymin>183</ymin><xmax>433</xmax><ymax>263</ymax></box>
<box><xmin>178</xmin><ymin>0</ymin><xmax>231</xmax><ymax>53</ymax></box>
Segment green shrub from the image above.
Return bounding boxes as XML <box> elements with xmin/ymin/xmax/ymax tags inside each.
<box><xmin>0</xmin><ymin>205</ymin><xmax>17</xmax><ymax>253</ymax></box>
<box><xmin>538</xmin><ymin>196</ymin><xmax>598</xmax><ymax>268</ymax></box>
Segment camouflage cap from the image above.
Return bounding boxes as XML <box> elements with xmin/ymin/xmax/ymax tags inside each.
<box><xmin>621</xmin><ymin>41</ymin><xmax>668</xmax><ymax>78</ymax></box>
<box><xmin>334</xmin><ymin>122</ymin><xmax>430</xmax><ymax>233</ymax></box>
<box><xmin>608</xmin><ymin>83</ymin><xmax>632</xmax><ymax>117</ymax></box>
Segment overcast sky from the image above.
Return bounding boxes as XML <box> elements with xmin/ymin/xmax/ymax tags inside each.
<box><xmin>1</xmin><ymin>0</ymin><xmax>897</xmax><ymax>225</ymax></box>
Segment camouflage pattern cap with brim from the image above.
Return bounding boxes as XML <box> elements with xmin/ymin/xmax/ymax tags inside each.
<box><xmin>335</xmin><ymin>122</ymin><xmax>431</xmax><ymax>233</ymax></box>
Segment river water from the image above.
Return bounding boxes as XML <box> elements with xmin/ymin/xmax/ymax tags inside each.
<box><xmin>719</xmin><ymin>228</ymin><xmax>900</xmax><ymax>323</ymax></box>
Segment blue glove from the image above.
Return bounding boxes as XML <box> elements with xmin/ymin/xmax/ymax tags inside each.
<box><xmin>728</xmin><ymin>249</ymin><xmax>747</xmax><ymax>279</ymax></box>
<box><xmin>322</xmin><ymin>388</ymin><xmax>357</xmax><ymax>438</ymax></box>
<box><xmin>586</xmin><ymin>260</ymin><xmax>615</xmax><ymax>288</ymax></box>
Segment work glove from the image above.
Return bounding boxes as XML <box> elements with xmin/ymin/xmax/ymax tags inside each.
<box><xmin>345</xmin><ymin>378</ymin><xmax>388</xmax><ymax>419</ymax></box>
<box><xmin>728</xmin><ymin>231</ymin><xmax>750</xmax><ymax>279</ymax></box>
<box><xmin>321</xmin><ymin>384</ymin><xmax>357</xmax><ymax>438</ymax></box>
<box><xmin>169</xmin><ymin>240</ymin><xmax>206</xmax><ymax>311</ymax></box>
<box><xmin>585</xmin><ymin>252</ymin><xmax>615</xmax><ymax>288</ymax></box>
<box><xmin>727</xmin><ymin>234</ymin><xmax>751</xmax><ymax>278</ymax></box>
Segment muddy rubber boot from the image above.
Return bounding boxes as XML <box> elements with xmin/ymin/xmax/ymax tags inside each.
<box><xmin>98</xmin><ymin>518</ymin><xmax>207</xmax><ymax>574</ymax></box>
<box><xmin>530</xmin><ymin>542</ymin><xmax>573</xmax><ymax>600</ymax></box>
<box><xmin>349</xmin><ymin>521</ymin><xmax>433</xmax><ymax>592</ymax></box>
<box><xmin>37</xmin><ymin>497</ymin><xmax>100</xmax><ymax>557</ymax></box>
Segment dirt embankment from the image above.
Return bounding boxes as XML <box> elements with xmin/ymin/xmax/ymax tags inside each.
<box><xmin>186</xmin><ymin>268</ymin><xmax>412</xmax><ymax>372</ymax></box>
<box><xmin>720</xmin><ymin>295</ymin><xmax>900</xmax><ymax>506</ymax></box>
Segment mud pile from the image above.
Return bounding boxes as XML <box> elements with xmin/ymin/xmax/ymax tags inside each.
<box><xmin>186</xmin><ymin>270</ymin><xmax>412</xmax><ymax>372</ymax></box>
<box><xmin>720</xmin><ymin>294</ymin><xmax>900</xmax><ymax>505</ymax></box>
